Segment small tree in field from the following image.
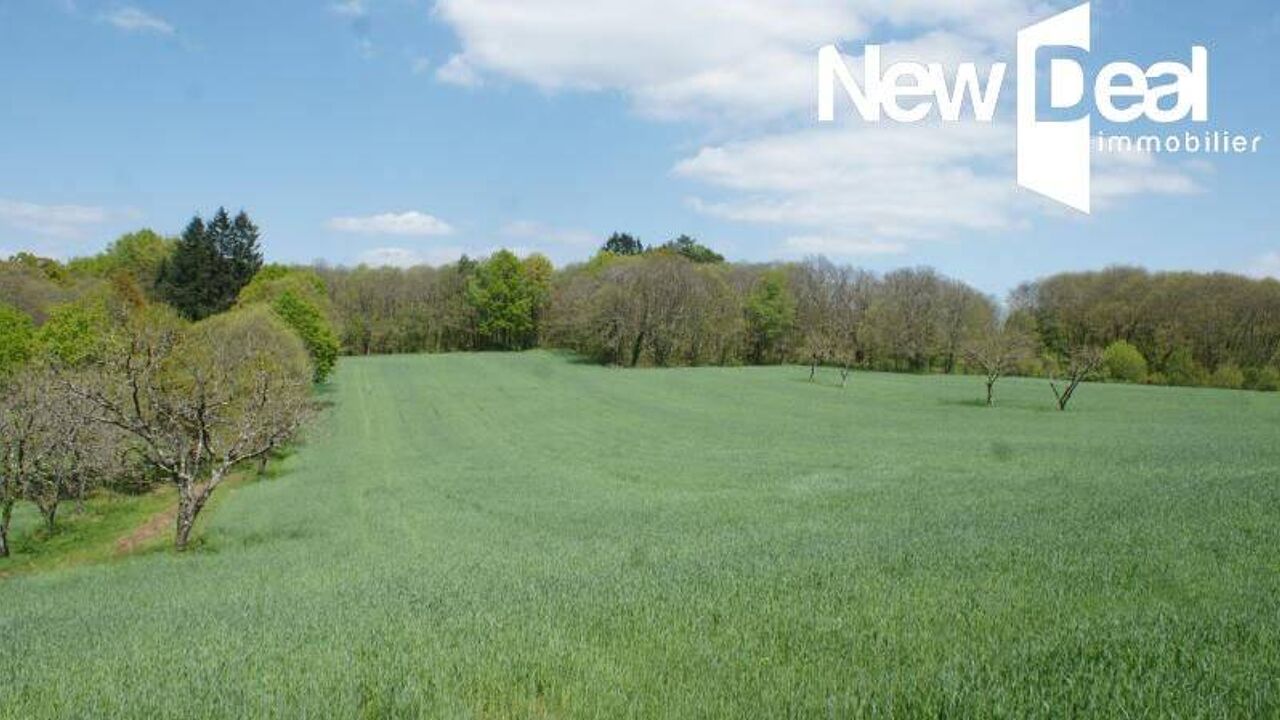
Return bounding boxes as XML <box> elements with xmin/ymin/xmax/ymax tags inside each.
<box><xmin>71</xmin><ymin>305</ymin><xmax>314</xmax><ymax>550</ymax></box>
<box><xmin>1050</xmin><ymin>346</ymin><xmax>1105</xmax><ymax>411</ymax></box>
<box><xmin>964</xmin><ymin>322</ymin><xmax>1034</xmax><ymax>406</ymax></box>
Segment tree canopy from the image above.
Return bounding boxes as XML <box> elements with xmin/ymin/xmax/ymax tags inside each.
<box><xmin>156</xmin><ymin>209</ymin><xmax>263</xmax><ymax>320</ymax></box>
<box><xmin>238</xmin><ymin>267</ymin><xmax>341</xmax><ymax>382</ymax></box>
<box><xmin>0</xmin><ymin>303</ymin><xmax>35</xmax><ymax>378</ymax></box>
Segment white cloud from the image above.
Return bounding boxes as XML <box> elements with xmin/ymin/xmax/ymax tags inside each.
<box><xmin>357</xmin><ymin>246</ymin><xmax>466</xmax><ymax>268</ymax></box>
<box><xmin>500</xmin><ymin>220</ymin><xmax>597</xmax><ymax>248</ymax></box>
<box><xmin>677</xmin><ymin>122</ymin><xmax>1019</xmax><ymax>241</ymax></box>
<box><xmin>1092</xmin><ymin>146</ymin><xmax>1202</xmax><ymax>206</ymax></box>
<box><xmin>0</xmin><ymin>199</ymin><xmax>111</xmax><ymax>238</ymax></box>
<box><xmin>436</xmin><ymin>54</ymin><xmax>482</xmax><ymax>87</ymax></box>
<box><xmin>102</xmin><ymin>7</ymin><xmax>174</xmax><ymax>35</ymax></box>
<box><xmin>432</xmin><ymin>0</ymin><xmax>1045</xmax><ymax>120</ymax></box>
<box><xmin>784</xmin><ymin>236</ymin><xmax>908</xmax><ymax>257</ymax></box>
<box><xmin>676</xmin><ymin>122</ymin><xmax>1202</xmax><ymax>247</ymax></box>
<box><xmin>1248</xmin><ymin>252</ymin><xmax>1280</xmax><ymax>280</ymax></box>
<box><xmin>330</xmin><ymin>0</ymin><xmax>367</xmax><ymax>18</ymax></box>
<box><xmin>433</xmin><ymin>0</ymin><xmax>1203</xmax><ymax>250</ymax></box>
<box><xmin>328</xmin><ymin>211</ymin><xmax>455</xmax><ymax>236</ymax></box>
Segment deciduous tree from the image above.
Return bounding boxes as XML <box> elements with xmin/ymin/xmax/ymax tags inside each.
<box><xmin>964</xmin><ymin>321</ymin><xmax>1034</xmax><ymax>406</ymax></box>
<box><xmin>70</xmin><ymin>306</ymin><xmax>314</xmax><ymax>550</ymax></box>
<box><xmin>1050</xmin><ymin>346</ymin><xmax>1104</xmax><ymax>411</ymax></box>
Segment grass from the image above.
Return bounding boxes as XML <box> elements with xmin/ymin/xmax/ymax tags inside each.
<box><xmin>2</xmin><ymin>351</ymin><xmax>1278</xmax><ymax>718</ymax></box>
<box><xmin>0</xmin><ymin>487</ymin><xmax>175</xmax><ymax>578</ymax></box>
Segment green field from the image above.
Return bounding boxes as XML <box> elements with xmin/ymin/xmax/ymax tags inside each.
<box><xmin>2</xmin><ymin>352</ymin><xmax>1279</xmax><ymax>718</ymax></box>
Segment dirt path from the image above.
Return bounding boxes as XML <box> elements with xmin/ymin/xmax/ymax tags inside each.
<box><xmin>114</xmin><ymin>506</ymin><xmax>176</xmax><ymax>556</ymax></box>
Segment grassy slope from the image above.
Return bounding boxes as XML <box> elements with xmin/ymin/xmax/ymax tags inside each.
<box><xmin>0</xmin><ymin>488</ymin><xmax>175</xmax><ymax>577</ymax></box>
<box><xmin>1</xmin><ymin>352</ymin><xmax>1278</xmax><ymax>718</ymax></box>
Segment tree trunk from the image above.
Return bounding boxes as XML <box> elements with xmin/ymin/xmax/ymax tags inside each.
<box><xmin>258</xmin><ymin>441</ymin><xmax>274</xmax><ymax>476</ymax></box>
<box><xmin>840</xmin><ymin>364</ymin><xmax>851</xmax><ymax>388</ymax></box>
<box><xmin>0</xmin><ymin>499</ymin><xmax>13</xmax><ymax>558</ymax></box>
<box><xmin>630</xmin><ymin>331</ymin><xmax>646</xmax><ymax>368</ymax></box>
<box><xmin>986</xmin><ymin>380</ymin><xmax>995</xmax><ymax>406</ymax></box>
<box><xmin>174</xmin><ymin>480</ymin><xmax>213</xmax><ymax>551</ymax></box>
<box><xmin>1051</xmin><ymin>378</ymin><xmax>1079</xmax><ymax>411</ymax></box>
<box><xmin>42</xmin><ymin>502</ymin><xmax>57</xmax><ymax>533</ymax></box>
<box><xmin>809</xmin><ymin>358</ymin><xmax>817</xmax><ymax>382</ymax></box>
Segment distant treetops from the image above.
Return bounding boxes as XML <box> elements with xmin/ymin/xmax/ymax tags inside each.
<box><xmin>3</xmin><ymin>222</ymin><xmax>1279</xmax><ymax>396</ymax></box>
<box><xmin>602</xmin><ymin>232</ymin><xmax>725</xmax><ymax>264</ymax></box>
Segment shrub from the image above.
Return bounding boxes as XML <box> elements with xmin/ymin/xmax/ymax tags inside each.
<box><xmin>1245</xmin><ymin>366</ymin><xmax>1280</xmax><ymax>392</ymax></box>
<box><xmin>1102</xmin><ymin>340</ymin><xmax>1148</xmax><ymax>383</ymax></box>
<box><xmin>1209</xmin><ymin>363</ymin><xmax>1245</xmax><ymax>390</ymax></box>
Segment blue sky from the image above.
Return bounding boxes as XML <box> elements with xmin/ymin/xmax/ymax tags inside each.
<box><xmin>0</xmin><ymin>0</ymin><xmax>1276</xmax><ymax>295</ymax></box>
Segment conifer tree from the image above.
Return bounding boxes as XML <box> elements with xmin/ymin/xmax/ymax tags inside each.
<box><xmin>156</xmin><ymin>209</ymin><xmax>264</xmax><ymax>320</ymax></box>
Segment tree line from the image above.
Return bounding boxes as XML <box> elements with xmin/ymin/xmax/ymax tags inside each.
<box><xmin>315</xmin><ymin>246</ymin><xmax>1280</xmax><ymax>394</ymax></box>
<box><xmin>4</xmin><ymin>221</ymin><xmax>1279</xmax><ymax>555</ymax></box>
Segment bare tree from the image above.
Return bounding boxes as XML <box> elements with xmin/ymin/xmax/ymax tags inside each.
<box><xmin>20</xmin><ymin>369</ymin><xmax>125</xmax><ymax>530</ymax></box>
<box><xmin>71</xmin><ymin>306</ymin><xmax>315</xmax><ymax>550</ymax></box>
<box><xmin>0</xmin><ymin>375</ymin><xmax>46</xmax><ymax>557</ymax></box>
<box><xmin>964</xmin><ymin>321</ymin><xmax>1034</xmax><ymax>406</ymax></box>
<box><xmin>1050</xmin><ymin>346</ymin><xmax>1105</xmax><ymax>411</ymax></box>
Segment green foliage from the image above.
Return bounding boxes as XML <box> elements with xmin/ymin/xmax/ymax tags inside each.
<box><xmin>3</xmin><ymin>354</ymin><xmax>1280</xmax><ymax>716</ymax></box>
<box><xmin>1209</xmin><ymin>363</ymin><xmax>1245</xmax><ymax>390</ymax></box>
<box><xmin>68</xmin><ymin>229</ymin><xmax>175</xmax><ymax>290</ymax></box>
<box><xmin>35</xmin><ymin>299</ymin><xmax>111</xmax><ymax>367</ymax></box>
<box><xmin>272</xmin><ymin>291</ymin><xmax>340</xmax><ymax>383</ymax></box>
<box><xmin>0</xmin><ymin>303</ymin><xmax>35</xmax><ymax>377</ymax></box>
<box><xmin>156</xmin><ymin>209</ymin><xmax>264</xmax><ymax>320</ymax></box>
<box><xmin>656</xmin><ymin>234</ymin><xmax>724</xmax><ymax>264</ymax></box>
<box><xmin>1244</xmin><ymin>366</ymin><xmax>1280</xmax><ymax>392</ymax></box>
<box><xmin>744</xmin><ymin>270</ymin><xmax>795</xmax><ymax>363</ymax></box>
<box><xmin>5</xmin><ymin>252</ymin><xmax>68</xmax><ymax>283</ymax></box>
<box><xmin>182</xmin><ymin>305</ymin><xmax>313</xmax><ymax>386</ymax></box>
<box><xmin>237</xmin><ymin>267</ymin><xmax>340</xmax><ymax>382</ymax></box>
<box><xmin>1102</xmin><ymin>340</ymin><xmax>1148</xmax><ymax>383</ymax></box>
<box><xmin>1162</xmin><ymin>347</ymin><xmax>1208</xmax><ymax>387</ymax></box>
<box><xmin>467</xmin><ymin>250</ymin><xmax>537</xmax><ymax>350</ymax></box>
<box><xmin>239</xmin><ymin>266</ymin><xmax>329</xmax><ymax>309</ymax></box>
<box><xmin>1018</xmin><ymin>267</ymin><xmax>1280</xmax><ymax>381</ymax></box>
<box><xmin>602</xmin><ymin>232</ymin><xmax>644</xmax><ymax>256</ymax></box>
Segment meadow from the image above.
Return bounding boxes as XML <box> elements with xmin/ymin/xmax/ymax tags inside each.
<box><xmin>1</xmin><ymin>352</ymin><xmax>1278</xmax><ymax>718</ymax></box>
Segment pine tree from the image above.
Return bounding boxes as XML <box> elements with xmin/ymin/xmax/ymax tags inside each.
<box><xmin>229</xmin><ymin>211</ymin><xmax>264</xmax><ymax>295</ymax></box>
<box><xmin>156</xmin><ymin>209</ymin><xmax>265</xmax><ymax>320</ymax></box>
<box><xmin>157</xmin><ymin>216</ymin><xmax>215</xmax><ymax>320</ymax></box>
<box><xmin>205</xmin><ymin>208</ymin><xmax>235</xmax><ymax>310</ymax></box>
<box><xmin>602</xmin><ymin>233</ymin><xmax>644</xmax><ymax>256</ymax></box>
